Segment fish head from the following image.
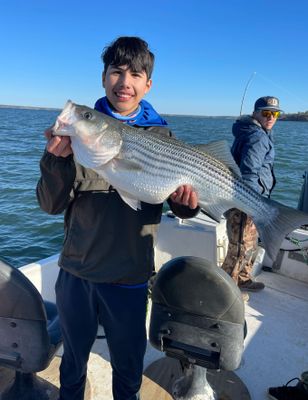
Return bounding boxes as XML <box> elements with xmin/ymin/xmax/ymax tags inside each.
<box><xmin>53</xmin><ymin>100</ymin><xmax>123</xmax><ymax>166</ymax></box>
<box><xmin>53</xmin><ymin>100</ymin><xmax>110</xmax><ymax>139</ymax></box>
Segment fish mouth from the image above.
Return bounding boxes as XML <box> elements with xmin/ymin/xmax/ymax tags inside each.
<box><xmin>53</xmin><ymin>119</ymin><xmax>71</xmax><ymax>136</ymax></box>
<box><xmin>52</xmin><ymin>100</ymin><xmax>76</xmax><ymax>136</ymax></box>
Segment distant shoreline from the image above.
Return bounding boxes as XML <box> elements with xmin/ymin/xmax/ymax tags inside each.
<box><xmin>279</xmin><ymin>114</ymin><xmax>308</xmax><ymax>122</ymax></box>
<box><xmin>0</xmin><ymin>104</ymin><xmax>61</xmax><ymax>111</ymax></box>
<box><xmin>0</xmin><ymin>104</ymin><xmax>234</xmax><ymax>118</ymax></box>
<box><xmin>1</xmin><ymin>104</ymin><xmax>307</xmax><ymax>121</ymax></box>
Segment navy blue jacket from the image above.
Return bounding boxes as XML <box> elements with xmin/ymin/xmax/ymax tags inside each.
<box><xmin>231</xmin><ymin>116</ymin><xmax>276</xmax><ymax>197</ymax></box>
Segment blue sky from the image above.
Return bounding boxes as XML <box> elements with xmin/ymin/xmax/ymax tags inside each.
<box><xmin>1</xmin><ymin>0</ymin><xmax>307</xmax><ymax>116</ymax></box>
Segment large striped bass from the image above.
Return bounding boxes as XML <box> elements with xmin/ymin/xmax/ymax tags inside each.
<box><xmin>52</xmin><ymin>100</ymin><xmax>308</xmax><ymax>261</ymax></box>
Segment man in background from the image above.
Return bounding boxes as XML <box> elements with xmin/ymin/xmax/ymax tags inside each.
<box><xmin>222</xmin><ymin>96</ymin><xmax>282</xmax><ymax>298</ymax></box>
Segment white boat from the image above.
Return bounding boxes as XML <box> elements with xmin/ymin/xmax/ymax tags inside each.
<box><xmin>1</xmin><ymin>207</ymin><xmax>307</xmax><ymax>400</ymax></box>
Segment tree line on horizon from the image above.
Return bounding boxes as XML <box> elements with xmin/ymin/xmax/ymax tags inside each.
<box><xmin>280</xmin><ymin>111</ymin><xmax>308</xmax><ymax>122</ymax></box>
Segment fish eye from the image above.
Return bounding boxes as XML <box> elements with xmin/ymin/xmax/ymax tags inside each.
<box><xmin>84</xmin><ymin>112</ymin><xmax>93</xmax><ymax>120</ymax></box>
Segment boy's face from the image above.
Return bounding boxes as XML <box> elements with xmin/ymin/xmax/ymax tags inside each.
<box><xmin>102</xmin><ymin>65</ymin><xmax>152</xmax><ymax>116</ymax></box>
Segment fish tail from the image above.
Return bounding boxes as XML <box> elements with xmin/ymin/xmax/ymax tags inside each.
<box><xmin>254</xmin><ymin>199</ymin><xmax>308</xmax><ymax>261</ymax></box>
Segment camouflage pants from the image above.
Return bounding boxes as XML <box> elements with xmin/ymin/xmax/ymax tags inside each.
<box><xmin>221</xmin><ymin>209</ymin><xmax>258</xmax><ymax>285</ymax></box>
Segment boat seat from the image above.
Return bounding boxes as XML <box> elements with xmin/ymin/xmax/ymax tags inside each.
<box><xmin>0</xmin><ymin>260</ymin><xmax>62</xmax><ymax>399</ymax></box>
<box><xmin>149</xmin><ymin>256</ymin><xmax>245</xmax><ymax>371</ymax></box>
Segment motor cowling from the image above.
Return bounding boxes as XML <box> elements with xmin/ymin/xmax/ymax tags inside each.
<box><xmin>149</xmin><ymin>256</ymin><xmax>245</xmax><ymax>371</ymax></box>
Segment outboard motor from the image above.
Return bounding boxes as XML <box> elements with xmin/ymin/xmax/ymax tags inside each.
<box><xmin>149</xmin><ymin>256</ymin><xmax>246</xmax><ymax>399</ymax></box>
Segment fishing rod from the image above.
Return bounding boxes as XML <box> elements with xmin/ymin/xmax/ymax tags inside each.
<box><xmin>239</xmin><ymin>72</ymin><xmax>256</xmax><ymax>116</ymax></box>
<box><xmin>257</xmin><ymin>72</ymin><xmax>308</xmax><ymax>110</ymax></box>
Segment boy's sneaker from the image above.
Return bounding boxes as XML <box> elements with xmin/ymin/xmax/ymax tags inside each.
<box><xmin>268</xmin><ymin>377</ymin><xmax>308</xmax><ymax>400</ymax></box>
<box><xmin>239</xmin><ymin>279</ymin><xmax>265</xmax><ymax>292</ymax></box>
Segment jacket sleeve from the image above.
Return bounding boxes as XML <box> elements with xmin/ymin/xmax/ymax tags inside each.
<box><xmin>36</xmin><ymin>150</ymin><xmax>76</xmax><ymax>214</ymax></box>
<box><xmin>239</xmin><ymin>131</ymin><xmax>269</xmax><ymax>194</ymax></box>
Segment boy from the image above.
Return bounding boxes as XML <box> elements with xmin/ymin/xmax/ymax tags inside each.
<box><xmin>37</xmin><ymin>36</ymin><xmax>199</xmax><ymax>400</ymax></box>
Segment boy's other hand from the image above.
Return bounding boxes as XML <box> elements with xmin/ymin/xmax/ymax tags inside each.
<box><xmin>170</xmin><ymin>184</ymin><xmax>198</xmax><ymax>209</ymax></box>
<box><xmin>45</xmin><ymin>126</ymin><xmax>73</xmax><ymax>157</ymax></box>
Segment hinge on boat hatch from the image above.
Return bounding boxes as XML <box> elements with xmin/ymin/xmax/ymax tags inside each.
<box><xmin>159</xmin><ymin>329</ymin><xmax>171</xmax><ymax>352</ymax></box>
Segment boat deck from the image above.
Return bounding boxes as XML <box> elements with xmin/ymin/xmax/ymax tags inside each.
<box><xmin>1</xmin><ymin>261</ymin><xmax>307</xmax><ymax>399</ymax></box>
<box><xmin>1</xmin><ymin>214</ymin><xmax>308</xmax><ymax>399</ymax></box>
<box><xmin>72</xmin><ymin>268</ymin><xmax>308</xmax><ymax>399</ymax></box>
<box><xmin>236</xmin><ymin>269</ymin><xmax>308</xmax><ymax>399</ymax></box>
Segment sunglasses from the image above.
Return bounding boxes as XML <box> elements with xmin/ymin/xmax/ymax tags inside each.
<box><xmin>261</xmin><ymin>110</ymin><xmax>280</xmax><ymax>119</ymax></box>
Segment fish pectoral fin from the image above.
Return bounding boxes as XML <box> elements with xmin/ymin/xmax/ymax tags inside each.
<box><xmin>194</xmin><ymin>140</ymin><xmax>242</xmax><ymax>177</ymax></box>
<box><xmin>116</xmin><ymin>189</ymin><xmax>141</xmax><ymax>211</ymax></box>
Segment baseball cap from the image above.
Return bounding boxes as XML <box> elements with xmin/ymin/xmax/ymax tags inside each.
<box><xmin>254</xmin><ymin>96</ymin><xmax>283</xmax><ymax>112</ymax></box>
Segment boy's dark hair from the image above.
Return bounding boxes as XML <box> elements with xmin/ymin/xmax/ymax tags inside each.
<box><xmin>101</xmin><ymin>36</ymin><xmax>154</xmax><ymax>79</ymax></box>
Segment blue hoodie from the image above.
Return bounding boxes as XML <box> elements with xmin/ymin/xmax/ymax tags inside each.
<box><xmin>231</xmin><ymin>115</ymin><xmax>276</xmax><ymax>197</ymax></box>
<box><xmin>94</xmin><ymin>96</ymin><xmax>168</xmax><ymax>127</ymax></box>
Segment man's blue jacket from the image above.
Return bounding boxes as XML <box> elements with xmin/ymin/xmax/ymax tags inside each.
<box><xmin>231</xmin><ymin>115</ymin><xmax>276</xmax><ymax>197</ymax></box>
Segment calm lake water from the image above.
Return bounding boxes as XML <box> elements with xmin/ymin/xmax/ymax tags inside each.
<box><xmin>0</xmin><ymin>108</ymin><xmax>307</xmax><ymax>267</ymax></box>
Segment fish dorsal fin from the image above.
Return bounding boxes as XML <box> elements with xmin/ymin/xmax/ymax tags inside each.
<box><xmin>194</xmin><ymin>140</ymin><xmax>241</xmax><ymax>176</ymax></box>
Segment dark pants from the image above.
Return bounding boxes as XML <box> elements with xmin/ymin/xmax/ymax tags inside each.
<box><xmin>55</xmin><ymin>269</ymin><xmax>148</xmax><ymax>400</ymax></box>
